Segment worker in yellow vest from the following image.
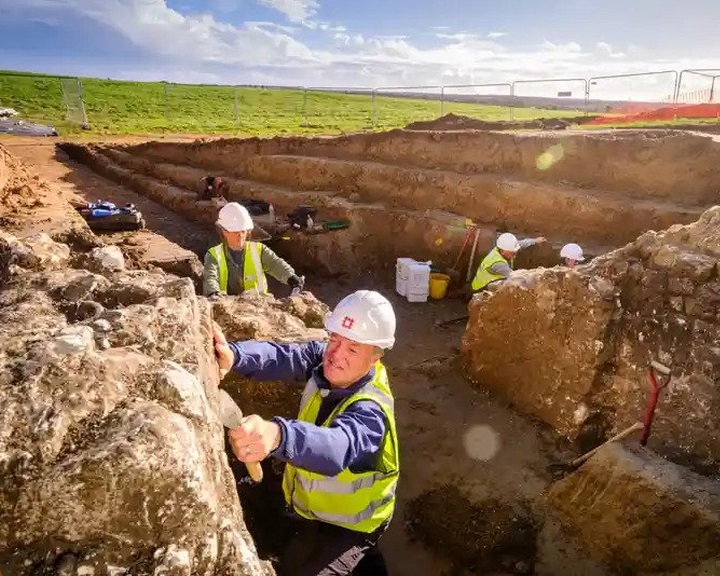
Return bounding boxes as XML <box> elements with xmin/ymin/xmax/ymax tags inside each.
<box><xmin>471</xmin><ymin>232</ymin><xmax>546</xmax><ymax>291</ymax></box>
<box><xmin>560</xmin><ymin>243</ymin><xmax>585</xmax><ymax>268</ymax></box>
<box><xmin>213</xmin><ymin>290</ymin><xmax>398</xmax><ymax>576</ymax></box>
<box><xmin>203</xmin><ymin>202</ymin><xmax>302</xmax><ymax>298</ymax></box>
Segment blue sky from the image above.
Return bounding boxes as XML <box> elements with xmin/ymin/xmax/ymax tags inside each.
<box><xmin>1</xmin><ymin>1</ymin><xmax>719</xmax><ymax>99</ymax></box>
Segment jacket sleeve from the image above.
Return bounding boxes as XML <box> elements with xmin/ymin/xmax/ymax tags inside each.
<box><xmin>271</xmin><ymin>400</ymin><xmax>387</xmax><ymax>475</ymax></box>
<box><xmin>203</xmin><ymin>250</ymin><xmax>224</xmax><ymax>296</ymax></box>
<box><xmin>260</xmin><ymin>244</ymin><xmax>295</xmax><ymax>284</ymax></box>
<box><xmin>488</xmin><ymin>260</ymin><xmax>513</xmax><ymax>278</ymax></box>
<box><xmin>228</xmin><ymin>340</ymin><xmax>326</xmax><ymax>382</ymax></box>
<box><xmin>519</xmin><ymin>238</ymin><xmax>539</xmax><ymax>250</ymax></box>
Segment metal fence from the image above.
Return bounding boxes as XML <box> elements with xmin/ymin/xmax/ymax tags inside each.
<box><xmin>0</xmin><ymin>67</ymin><xmax>718</xmax><ymax>133</ymax></box>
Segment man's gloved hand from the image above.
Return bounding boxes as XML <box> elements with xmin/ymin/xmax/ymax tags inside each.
<box><xmin>288</xmin><ymin>275</ymin><xmax>304</xmax><ymax>292</ymax></box>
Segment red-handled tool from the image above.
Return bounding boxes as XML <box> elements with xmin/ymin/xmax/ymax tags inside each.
<box><xmin>640</xmin><ymin>360</ymin><xmax>672</xmax><ymax>446</ymax></box>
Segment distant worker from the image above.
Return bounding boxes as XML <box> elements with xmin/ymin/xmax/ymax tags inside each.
<box><xmin>203</xmin><ymin>202</ymin><xmax>303</xmax><ymax>297</ymax></box>
<box><xmin>560</xmin><ymin>243</ymin><xmax>585</xmax><ymax>268</ymax></box>
<box><xmin>471</xmin><ymin>232</ymin><xmax>546</xmax><ymax>291</ymax></box>
<box><xmin>213</xmin><ymin>290</ymin><xmax>398</xmax><ymax>576</ymax></box>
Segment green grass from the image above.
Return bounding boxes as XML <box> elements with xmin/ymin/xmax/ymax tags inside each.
<box><xmin>0</xmin><ymin>70</ymin><xmax>578</xmax><ymax>136</ymax></box>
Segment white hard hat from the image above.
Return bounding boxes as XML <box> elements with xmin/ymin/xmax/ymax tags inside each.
<box><xmin>324</xmin><ymin>290</ymin><xmax>396</xmax><ymax>349</ymax></box>
<box><xmin>496</xmin><ymin>232</ymin><xmax>520</xmax><ymax>252</ymax></box>
<box><xmin>216</xmin><ymin>202</ymin><xmax>254</xmax><ymax>232</ymax></box>
<box><xmin>560</xmin><ymin>243</ymin><xmax>585</xmax><ymax>261</ymax></box>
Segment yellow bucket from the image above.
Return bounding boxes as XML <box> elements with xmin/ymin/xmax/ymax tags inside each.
<box><xmin>429</xmin><ymin>273</ymin><xmax>451</xmax><ymax>300</ymax></box>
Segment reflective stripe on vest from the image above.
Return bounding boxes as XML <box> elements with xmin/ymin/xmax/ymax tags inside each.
<box><xmin>471</xmin><ymin>247</ymin><xmax>514</xmax><ymax>291</ymax></box>
<box><xmin>209</xmin><ymin>242</ymin><xmax>268</xmax><ymax>294</ymax></box>
<box><xmin>282</xmin><ymin>363</ymin><xmax>399</xmax><ymax>533</ymax></box>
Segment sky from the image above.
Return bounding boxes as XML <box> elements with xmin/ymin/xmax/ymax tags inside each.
<box><xmin>1</xmin><ymin>0</ymin><xmax>719</xmax><ymax>100</ymax></box>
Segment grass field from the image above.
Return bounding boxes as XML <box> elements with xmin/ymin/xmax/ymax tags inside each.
<box><xmin>0</xmin><ymin>70</ymin><xmax>577</xmax><ymax>136</ymax></box>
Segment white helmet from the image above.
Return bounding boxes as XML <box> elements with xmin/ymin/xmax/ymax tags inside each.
<box><xmin>496</xmin><ymin>232</ymin><xmax>520</xmax><ymax>252</ymax></box>
<box><xmin>560</xmin><ymin>243</ymin><xmax>585</xmax><ymax>261</ymax></box>
<box><xmin>216</xmin><ymin>202</ymin><xmax>254</xmax><ymax>232</ymax></box>
<box><xmin>324</xmin><ymin>290</ymin><xmax>396</xmax><ymax>349</ymax></box>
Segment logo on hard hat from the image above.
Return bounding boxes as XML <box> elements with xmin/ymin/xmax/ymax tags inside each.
<box><xmin>341</xmin><ymin>316</ymin><xmax>355</xmax><ymax>329</ymax></box>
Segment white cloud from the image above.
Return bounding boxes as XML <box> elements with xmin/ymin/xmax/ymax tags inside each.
<box><xmin>5</xmin><ymin>0</ymin><xmax>720</xmax><ymax>101</ymax></box>
<box><xmin>256</xmin><ymin>0</ymin><xmax>319</xmax><ymax>23</ymax></box>
<box><xmin>596</xmin><ymin>41</ymin><xmax>626</xmax><ymax>59</ymax></box>
<box><xmin>12</xmin><ymin>0</ymin><xmax>315</xmax><ymax>65</ymax></box>
<box><xmin>488</xmin><ymin>32</ymin><xmax>506</xmax><ymax>39</ymax></box>
<box><xmin>540</xmin><ymin>41</ymin><xmax>583</xmax><ymax>53</ymax></box>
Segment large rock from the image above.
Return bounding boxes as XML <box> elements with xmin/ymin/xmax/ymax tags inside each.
<box><xmin>0</xmin><ymin>234</ymin><xmax>270</xmax><ymax>575</ymax></box>
<box><xmin>211</xmin><ymin>292</ymin><xmax>329</xmax><ymax>343</ymax></box>
<box><xmin>548</xmin><ymin>443</ymin><xmax>720</xmax><ymax>574</ymax></box>
<box><xmin>461</xmin><ymin>206</ymin><xmax>720</xmax><ymax>474</ymax></box>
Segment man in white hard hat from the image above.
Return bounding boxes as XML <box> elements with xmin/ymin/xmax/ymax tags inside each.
<box><xmin>203</xmin><ymin>202</ymin><xmax>303</xmax><ymax>297</ymax></box>
<box><xmin>560</xmin><ymin>243</ymin><xmax>585</xmax><ymax>268</ymax></box>
<box><xmin>471</xmin><ymin>232</ymin><xmax>546</xmax><ymax>291</ymax></box>
<box><xmin>213</xmin><ymin>290</ymin><xmax>398</xmax><ymax>576</ymax></box>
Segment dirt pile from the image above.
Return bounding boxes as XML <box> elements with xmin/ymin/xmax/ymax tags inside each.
<box><xmin>403</xmin><ymin>112</ymin><xmax>594</xmax><ymax>131</ymax></box>
<box><xmin>548</xmin><ymin>443</ymin><xmax>720</xmax><ymax>574</ymax></box>
<box><xmin>0</xmin><ymin>143</ymin><xmax>49</xmax><ymax>226</ymax></box>
<box><xmin>0</xmin><ymin>230</ymin><xmax>270</xmax><ymax>576</ymax></box>
<box><xmin>462</xmin><ymin>205</ymin><xmax>720</xmax><ymax>475</ymax></box>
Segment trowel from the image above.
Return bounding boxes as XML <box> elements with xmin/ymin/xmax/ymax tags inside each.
<box><xmin>218</xmin><ymin>389</ymin><xmax>264</xmax><ymax>483</ymax></box>
<box><xmin>290</xmin><ymin>274</ymin><xmax>305</xmax><ymax>297</ymax></box>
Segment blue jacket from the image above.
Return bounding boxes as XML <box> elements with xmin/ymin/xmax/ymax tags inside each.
<box><xmin>228</xmin><ymin>340</ymin><xmax>388</xmax><ymax>476</ymax></box>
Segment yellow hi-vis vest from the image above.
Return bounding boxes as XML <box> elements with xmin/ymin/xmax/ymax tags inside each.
<box><xmin>471</xmin><ymin>247</ymin><xmax>514</xmax><ymax>291</ymax></box>
<box><xmin>281</xmin><ymin>362</ymin><xmax>399</xmax><ymax>533</ymax></box>
<box><xmin>209</xmin><ymin>242</ymin><xmax>268</xmax><ymax>294</ymax></box>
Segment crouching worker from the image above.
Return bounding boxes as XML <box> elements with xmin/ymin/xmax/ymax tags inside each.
<box><xmin>560</xmin><ymin>243</ymin><xmax>585</xmax><ymax>268</ymax></box>
<box><xmin>203</xmin><ymin>202</ymin><xmax>302</xmax><ymax>298</ymax></box>
<box><xmin>471</xmin><ymin>232</ymin><xmax>546</xmax><ymax>291</ymax></box>
<box><xmin>213</xmin><ymin>290</ymin><xmax>398</xmax><ymax>576</ymax></box>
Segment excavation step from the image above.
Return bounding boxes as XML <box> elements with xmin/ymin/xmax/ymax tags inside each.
<box><xmin>127</xmin><ymin>130</ymin><xmax>720</xmax><ymax>206</ymax></box>
<box><xmin>106</xmin><ymin>146</ymin><xmax>704</xmax><ymax>248</ymax></box>
<box><xmin>238</xmin><ymin>155</ymin><xmax>705</xmax><ymax>241</ymax></box>
<box><xmin>60</xmin><ymin>143</ymin><xmax>574</xmax><ymax>277</ymax></box>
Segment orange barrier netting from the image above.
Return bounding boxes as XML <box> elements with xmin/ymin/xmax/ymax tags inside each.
<box><xmin>587</xmin><ymin>103</ymin><xmax>720</xmax><ymax>125</ymax></box>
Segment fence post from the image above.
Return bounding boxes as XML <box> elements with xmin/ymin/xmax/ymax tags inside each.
<box><xmin>674</xmin><ymin>71</ymin><xmax>685</xmax><ymax>103</ymax></box>
<box><xmin>371</xmin><ymin>89</ymin><xmax>377</xmax><ymax>128</ymax></box>
<box><xmin>710</xmin><ymin>77</ymin><xmax>717</xmax><ymax>103</ymax></box>
<box><xmin>510</xmin><ymin>82</ymin><xmax>516</xmax><ymax>121</ymax></box>
<box><xmin>440</xmin><ymin>86</ymin><xmax>445</xmax><ymax>117</ymax></box>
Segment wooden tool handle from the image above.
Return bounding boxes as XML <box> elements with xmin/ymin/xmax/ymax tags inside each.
<box><xmin>569</xmin><ymin>422</ymin><xmax>645</xmax><ymax>467</ymax></box>
<box><xmin>246</xmin><ymin>461</ymin><xmax>264</xmax><ymax>483</ymax></box>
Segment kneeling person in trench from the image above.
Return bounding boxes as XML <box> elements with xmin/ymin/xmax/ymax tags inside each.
<box><xmin>213</xmin><ymin>290</ymin><xmax>398</xmax><ymax>576</ymax></box>
<box><xmin>203</xmin><ymin>202</ymin><xmax>303</xmax><ymax>297</ymax></box>
<box><xmin>471</xmin><ymin>232</ymin><xmax>546</xmax><ymax>291</ymax></box>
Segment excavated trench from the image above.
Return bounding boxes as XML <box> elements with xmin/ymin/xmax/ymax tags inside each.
<box><xmin>9</xmin><ymin>129</ymin><xmax>720</xmax><ymax>575</ymax></box>
<box><xmin>58</xmin><ymin>129</ymin><xmax>718</xmax><ymax>281</ymax></box>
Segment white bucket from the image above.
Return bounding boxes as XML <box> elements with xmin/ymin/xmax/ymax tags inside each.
<box><xmin>396</xmin><ymin>258</ymin><xmax>416</xmax><ymax>296</ymax></box>
<box><xmin>406</xmin><ymin>262</ymin><xmax>431</xmax><ymax>302</ymax></box>
<box><xmin>407</xmin><ymin>290</ymin><xmax>429</xmax><ymax>303</ymax></box>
